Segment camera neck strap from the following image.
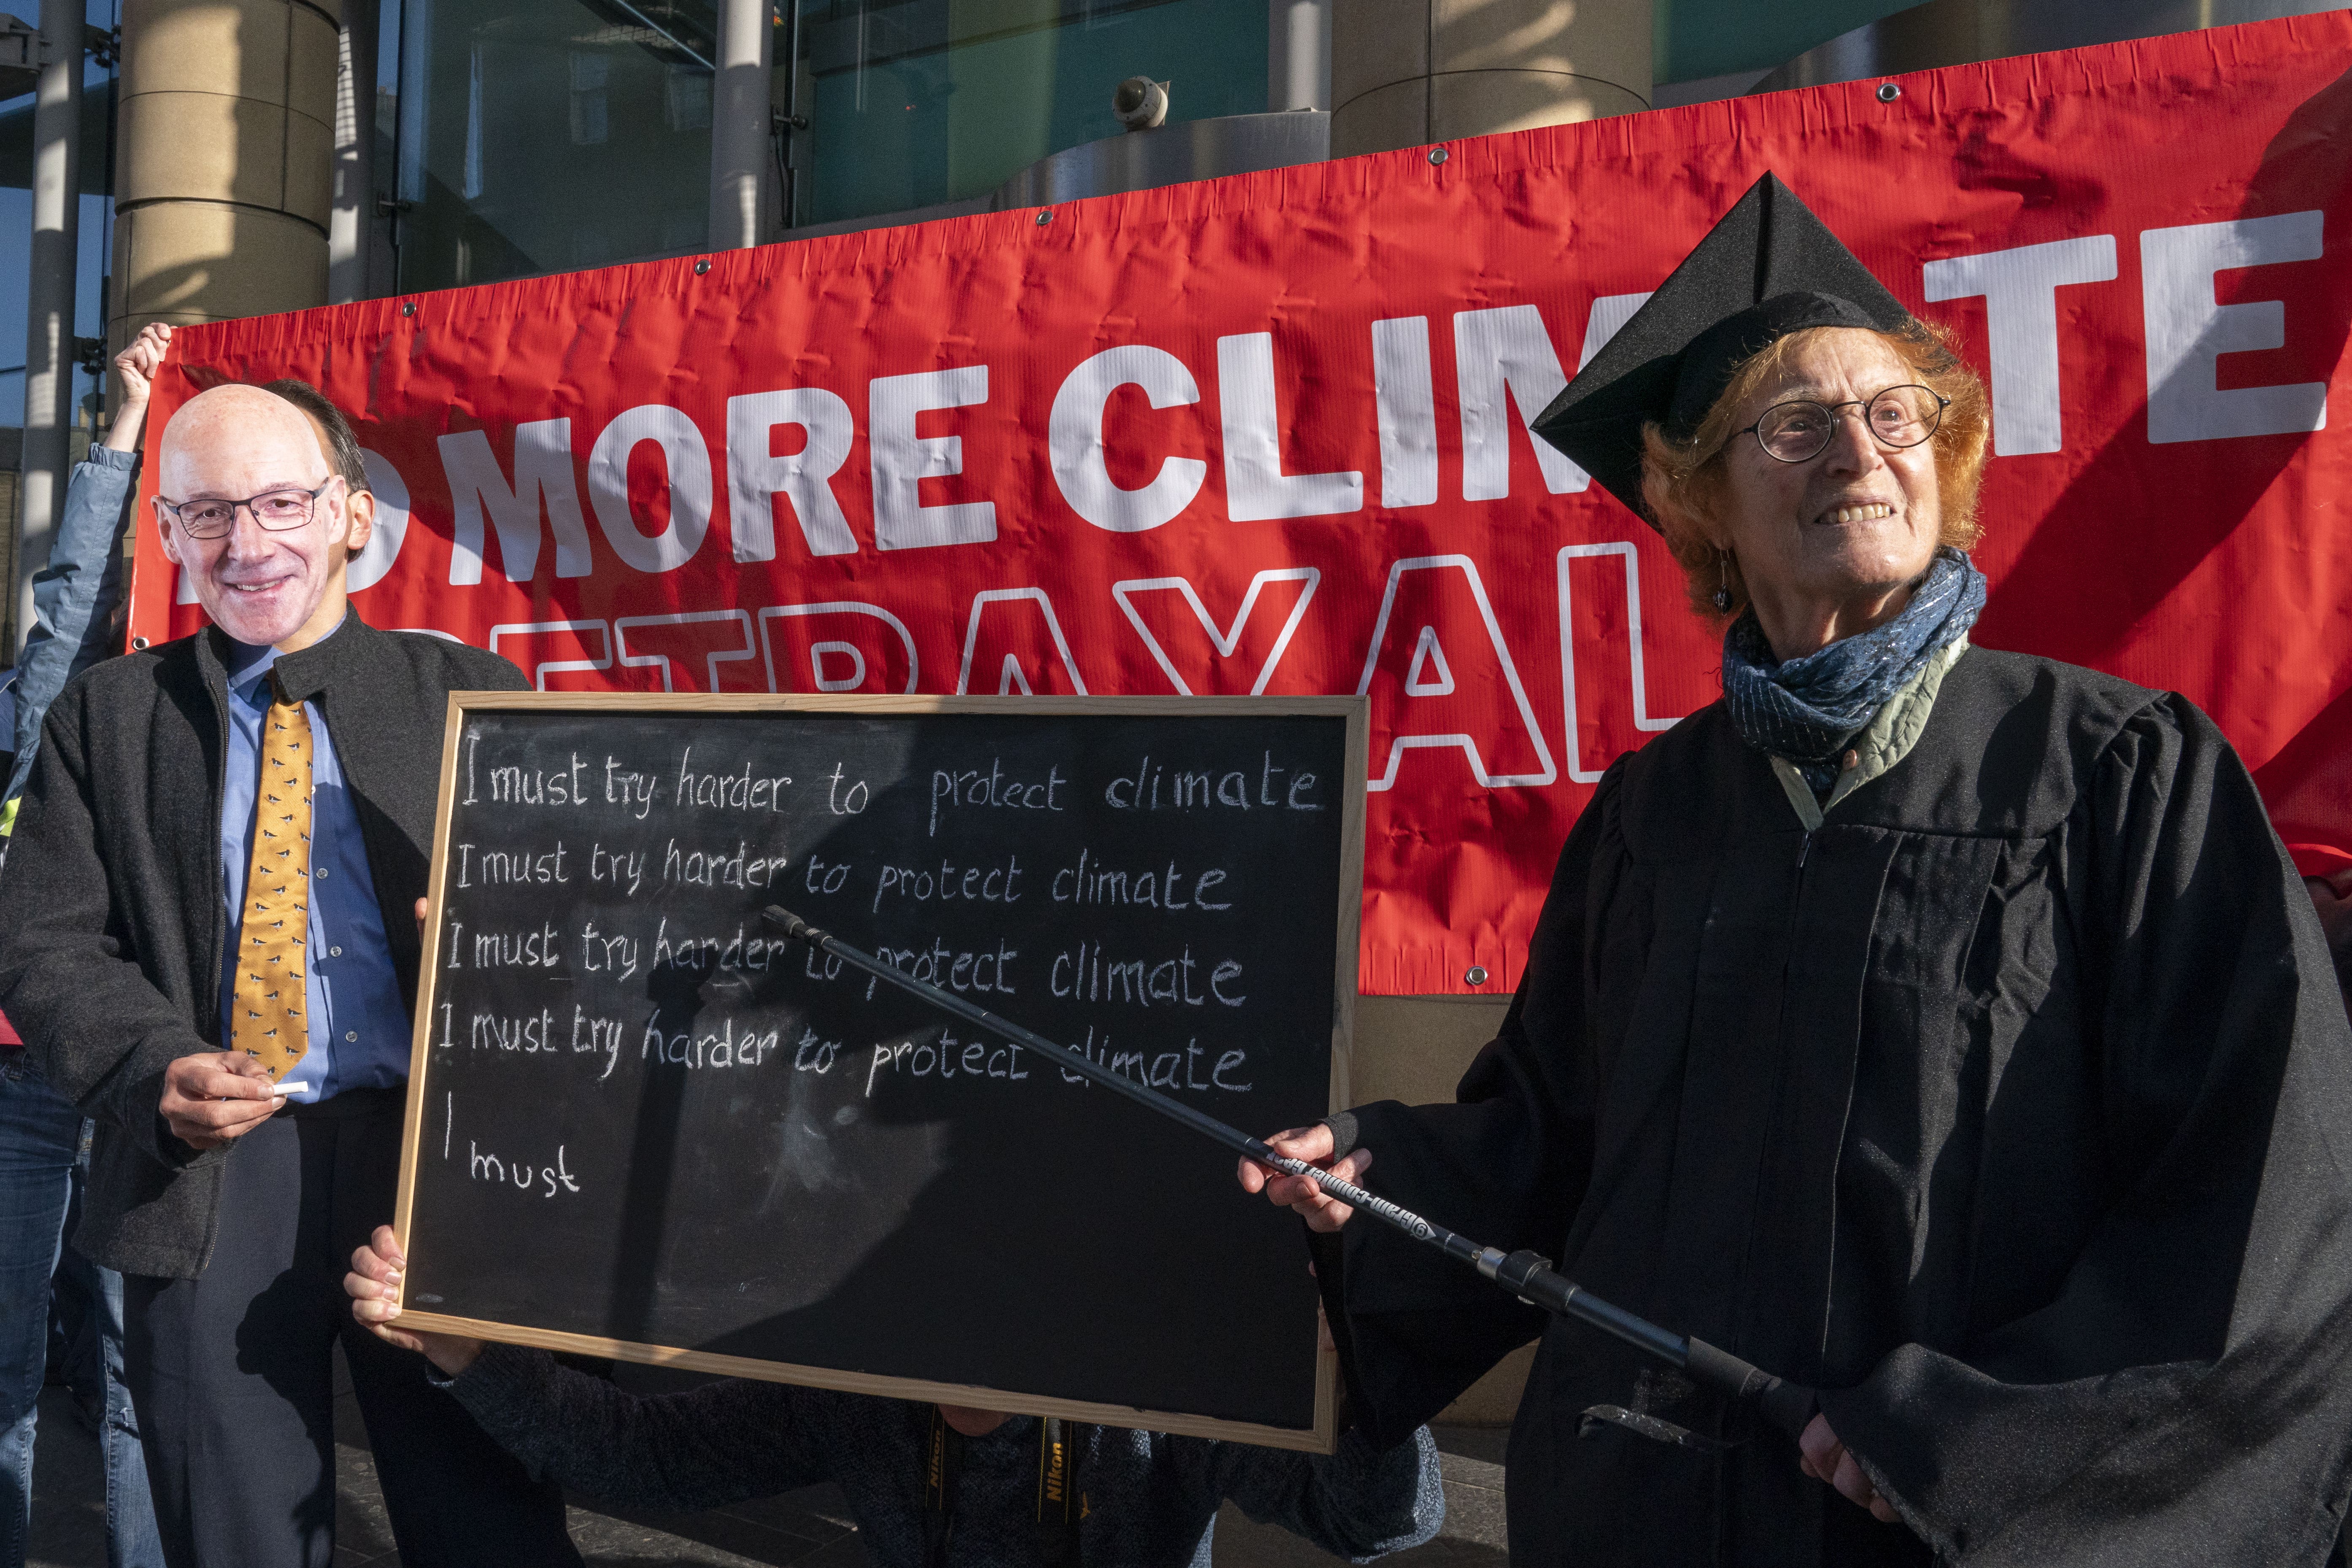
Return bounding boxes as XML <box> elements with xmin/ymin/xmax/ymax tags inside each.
<box><xmin>922</xmin><ymin>1406</ymin><xmax>1087</xmax><ymax>1567</ymax></box>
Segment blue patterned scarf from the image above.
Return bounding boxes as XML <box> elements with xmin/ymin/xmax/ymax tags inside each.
<box><xmin>1721</xmin><ymin>546</ymin><xmax>1986</xmax><ymax>797</ymax></box>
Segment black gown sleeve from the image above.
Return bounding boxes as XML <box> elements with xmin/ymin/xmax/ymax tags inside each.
<box><xmin>1821</xmin><ymin>695</ymin><xmax>2352</xmax><ymax>1566</ymax></box>
<box><xmin>1316</xmin><ymin>761</ymin><xmax>1625</xmax><ymax>1447</ymax></box>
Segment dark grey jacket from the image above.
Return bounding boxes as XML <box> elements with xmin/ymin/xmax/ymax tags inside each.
<box><xmin>0</xmin><ymin>613</ymin><xmax>527</xmax><ymax>1278</ymax></box>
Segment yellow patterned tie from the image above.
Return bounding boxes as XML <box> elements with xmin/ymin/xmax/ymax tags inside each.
<box><xmin>231</xmin><ymin>672</ymin><xmax>311</xmax><ymax>1080</ymax></box>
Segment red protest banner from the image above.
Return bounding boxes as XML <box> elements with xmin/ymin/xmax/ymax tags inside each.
<box><xmin>129</xmin><ymin>14</ymin><xmax>2352</xmax><ymax>995</ymax></box>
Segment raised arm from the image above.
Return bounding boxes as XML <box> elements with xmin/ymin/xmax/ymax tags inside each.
<box><xmin>6</xmin><ymin>324</ymin><xmax>171</xmax><ymax>801</ymax></box>
<box><xmin>103</xmin><ymin>323</ymin><xmax>169</xmax><ymax>456</ymax></box>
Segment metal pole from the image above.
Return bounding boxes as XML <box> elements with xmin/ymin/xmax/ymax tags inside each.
<box><xmin>393</xmin><ymin>0</ymin><xmax>436</xmax><ymax>290</ymax></box>
<box><xmin>779</xmin><ymin>0</ymin><xmax>801</xmax><ymax>229</ymax></box>
<box><xmin>16</xmin><ymin>0</ymin><xmax>82</xmax><ymax>656</ymax></box>
<box><xmin>1267</xmin><ymin>0</ymin><xmax>1329</xmax><ymax>112</ymax></box>
<box><xmin>329</xmin><ymin>0</ymin><xmax>380</xmax><ymax>303</ymax></box>
<box><xmin>709</xmin><ymin>0</ymin><xmax>773</xmax><ymax>248</ymax></box>
<box><xmin>759</xmin><ymin>904</ymin><xmax>1823</xmax><ymax>1439</ymax></box>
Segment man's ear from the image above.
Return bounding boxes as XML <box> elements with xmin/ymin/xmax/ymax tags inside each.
<box><xmin>155</xmin><ymin>505</ymin><xmax>184</xmax><ymax>567</ymax></box>
<box><xmin>340</xmin><ymin>487</ymin><xmax>375</xmax><ymax>561</ymax></box>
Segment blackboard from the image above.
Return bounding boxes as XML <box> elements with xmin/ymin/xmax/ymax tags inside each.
<box><xmin>393</xmin><ymin>694</ymin><xmax>1364</xmax><ymax>1450</ymax></box>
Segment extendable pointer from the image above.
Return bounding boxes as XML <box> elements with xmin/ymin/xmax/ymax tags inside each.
<box><xmin>761</xmin><ymin>903</ymin><xmax>1818</xmax><ymax>1441</ymax></box>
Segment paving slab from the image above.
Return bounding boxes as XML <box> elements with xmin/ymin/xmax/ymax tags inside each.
<box><xmin>29</xmin><ymin>1382</ymin><xmax>1507</xmax><ymax>1566</ymax></box>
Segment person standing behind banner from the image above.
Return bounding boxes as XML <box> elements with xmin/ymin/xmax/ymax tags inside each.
<box><xmin>0</xmin><ymin>381</ymin><xmax>581</xmax><ymax>1568</ymax></box>
<box><xmin>0</xmin><ymin>322</ymin><xmax>174</xmax><ymax>1568</ymax></box>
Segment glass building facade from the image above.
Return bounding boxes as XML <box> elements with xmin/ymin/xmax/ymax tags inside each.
<box><xmin>381</xmin><ymin>0</ymin><xmax>1269</xmax><ymax>295</ymax></box>
<box><xmin>365</xmin><ymin>0</ymin><xmax>2023</xmax><ymax>296</ymax></box>
<box><xmin>793</xmin><ymin>0</ymin><xmax>1265</xmax><ymax>224</ymax></box>
<box><xmin>0</xmin><ymin>0</ymin><xmax>119</xmax><ymax>436</ymax></box>
<box><xmin>389</xmin><ymin>0</ymin><xmax>721</xmax><ymax>291</ymax></box>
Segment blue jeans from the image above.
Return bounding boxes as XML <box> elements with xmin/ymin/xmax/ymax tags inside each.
<box><xmin>0</xmin><ymin>1065</ymin><xmax>160</xmax><ymax>1568</ymax></box>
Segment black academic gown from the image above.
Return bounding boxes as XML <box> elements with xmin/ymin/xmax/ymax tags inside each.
<box><xmin>1323</xmin><ymin>646</ymin><xmax>2352</xmax><ymax>1567</ymax></box>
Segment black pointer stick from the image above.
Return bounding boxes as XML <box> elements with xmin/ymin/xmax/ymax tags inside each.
<box><xmin>761</xmin><ymin>903</ymin><xmax>1818</xmax><ymax>1440</ymax></box>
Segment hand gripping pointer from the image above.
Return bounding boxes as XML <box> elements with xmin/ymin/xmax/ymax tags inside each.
<box><xmin>761</xmin><ymin>904</ymin><xmax>1818</xmax><ymax>1444</ymax></box>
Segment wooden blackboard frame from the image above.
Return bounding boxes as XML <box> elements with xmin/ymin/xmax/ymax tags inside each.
<box><xmin>391</xmin><ymin>692</ymin><xmax>1366</xmax><ymax>1453</ymax></box>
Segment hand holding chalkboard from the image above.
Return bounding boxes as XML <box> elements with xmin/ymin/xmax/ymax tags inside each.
<box><xmin>348</xmin><ymin>1225</ymin><xmax>481</xmax><ymax>1377</ymax></box>
<box><xmin>391</xmin><ymin>694</ymin><xmax>1365</xmax><ymax>1450</ymax></box>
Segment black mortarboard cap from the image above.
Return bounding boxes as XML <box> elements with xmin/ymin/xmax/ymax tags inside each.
<box><xmin>1531</xmin><ymin>173</ymin><xmax>1915</xmax><ymax>528</ymax></box>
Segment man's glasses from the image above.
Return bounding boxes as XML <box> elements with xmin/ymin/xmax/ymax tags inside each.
<box><xmin>156</xmin><ymin>477</ymin><xmax>340</xmax><ymax>539</ymax></box>
<box><xmin>1736</xmin><ymin>385</ymin><xmax>1950</xmax><ymax>464</ymax></box>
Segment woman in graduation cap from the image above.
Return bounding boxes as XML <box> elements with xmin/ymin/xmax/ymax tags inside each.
<box><xmin>1242</xmin><ymin>174</ymin><xmax>2352</xmax><ymax>1567</ymax></box>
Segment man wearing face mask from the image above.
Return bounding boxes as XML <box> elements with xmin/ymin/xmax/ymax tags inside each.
<box><xmin>0</xmin><ymin>383</ymin><xmax>579</xmax><ymax>1568</ymax></box>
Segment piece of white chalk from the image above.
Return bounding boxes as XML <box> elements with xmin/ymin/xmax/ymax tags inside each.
<box><xmin>272</xmin><ymin>1081</ymin><xmax>312</xmax><ymax>1096</ymax></box>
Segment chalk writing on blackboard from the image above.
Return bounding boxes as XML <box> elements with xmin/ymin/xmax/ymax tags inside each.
<box><xmin>397</xmin><ymin>696</ymin><xmax>1364</xmax><ymax>1451</ymax></box>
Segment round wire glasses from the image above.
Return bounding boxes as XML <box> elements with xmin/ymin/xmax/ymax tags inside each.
<box><xmin>1735</xmin><ymin>385</ymin><xmax>1950</xmax><ymax>464</ymax></box>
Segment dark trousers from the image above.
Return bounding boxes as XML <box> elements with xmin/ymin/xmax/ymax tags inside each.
<box><xmin>0</xmin><ymin>1068</ymin><xmax>157</xmax><ymax>1568</ymax></box>
<box><xmin>120</xmin><ymin>1091</ymin><xmax>581</xmax><ymax>1568</ymax></box>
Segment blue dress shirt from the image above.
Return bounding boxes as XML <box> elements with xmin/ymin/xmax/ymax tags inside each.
<box><xmin>217</xmin><ymin>622</ymin><xmax>411</xmax><ymax>1103</ymax></box>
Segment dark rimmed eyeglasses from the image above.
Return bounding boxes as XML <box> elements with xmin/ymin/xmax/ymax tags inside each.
<box><xmin>154</xmin><ymin>477</ymin><xmax>341</xmax><ymax>540</ymax></box>
<box><xmin>1735</xmin><ymin>385</ymin><xmax>1950</xmax><ymax>464</ymax></box>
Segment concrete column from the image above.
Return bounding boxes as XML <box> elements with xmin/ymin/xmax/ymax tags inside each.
<box><xmin>111</xmin><ymin>0</ymin><xmax>339</xmax><ymax>353</ymax></box>
<box><xmin>1269</xmin><ymin>0</ymin><xmax>1331</xmax><ymax>113</ymax></box>
<box><xmin>710</xmin><ymin>0</ymin><xmax>774</xmax><ymax>249</ymax></box>
<box><xmin>1331</xmin><ymin>0</ymin><xmax>1650</xmax><ymax>158</ymax></box>
<box><xmin>16</xmin><ymin>0</ymin><xmax>85</xmax><ymax>653</ymax></box>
